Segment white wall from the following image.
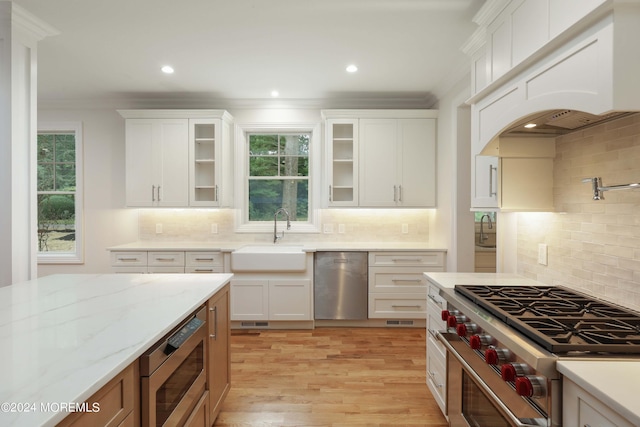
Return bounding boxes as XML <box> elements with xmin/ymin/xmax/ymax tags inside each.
<box><xmin>430</xmin><ymin>77</ymin><xmax>475</xmax><ymax>272</ymax></box>
<box><xmin>37</xmin><ymin>108</ymin><xmax>138</xmax><ymax>276</ymax></box>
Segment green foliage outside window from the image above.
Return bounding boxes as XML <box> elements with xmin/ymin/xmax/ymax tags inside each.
<box><xmin>37</xmin><ymin>133</ymin><xmax>76</xmax><ymax>252</ymax></box>
<box><xmin>248</xmin><ymin>133</ymin><xmax>310</xmax><ymax>221</ymax></box>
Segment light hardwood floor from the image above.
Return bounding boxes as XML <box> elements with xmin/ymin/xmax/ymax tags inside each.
<box><xmin>214</xmin><ymin>328</ymin><xmax>448</xmax><ymax>427</ymax></box>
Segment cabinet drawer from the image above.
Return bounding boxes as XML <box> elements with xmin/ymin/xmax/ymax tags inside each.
<box><xmin>112</xmin><ymin>266</ymin><xmax>148</xmax><ymax>274</ymax></box>
<box><xmin>426</xmin><ymin>340</ymin><xmax>447</xmax><ymax>414</ymax></box>
<box><xmin>185</xmin><ymin>266</ymin><xmax>224</xmax><ymax>274</ymax></box>
<box><xmin>369</xmin><ymin>268</ymin><xmax>426</xmax><ymax>292</ymax></box>
<box><xmin>368</xmin><ymin>293</ymin><xmax>427</xmax><ymax>319</ymax></box>
<box><xmin>148</xmin><ymin>251</ymin><xmax>185</xmax><ymax>267</ymax></box>
<box><xmin>110</xmin><ymin>251</ymin><xmax>147</xmax><ymax>267</ymax></box>
<box><xmin>427</xmin><ymin>283</ymin><xmax>446</xmax><ymax>309</ymax></box>
<box><xmin>57</xmin><ymin>361</ymin><xmax>137</xmax><ymax>427</ymax></box>
<box><xmin>369</xmin><ymin>251</ymin><xmax>445</xmax><ymax>268</ymax></box>
<box><xmin>147</xmin><ymin>266</ymin><xmax>185</xmax><ymax>274</ymax></box>
<box><xmin>186</xmin><ymin>251</ymin><xmax>223</xmax><ymax>267</ymax></box>
<box><xmin>426</xmin><ymin>324</ymin><xmax>446</xmax><ymax>362</ymax></box>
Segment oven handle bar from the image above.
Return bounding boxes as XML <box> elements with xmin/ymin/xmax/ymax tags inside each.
<box><xmin>437</xmin><ymin>332</ymin><xmax>544</xmax><ymax>427</ymax></box>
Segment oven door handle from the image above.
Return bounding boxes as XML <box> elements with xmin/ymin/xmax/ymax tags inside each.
<box><xmin>436</xmin><ymin>332</ymin><xmax>543</xmax><ymax>427</ymax></box>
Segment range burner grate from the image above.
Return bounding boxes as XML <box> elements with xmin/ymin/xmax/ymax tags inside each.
<box><xmin>455</xmin><ymin>285</ymin><xmax>640</xmax><ymax>354</ymax></box>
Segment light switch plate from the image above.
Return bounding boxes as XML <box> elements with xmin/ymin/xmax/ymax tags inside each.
<box><xmin>210</xmin><ymin>224</ymin><xmax>218</xmax><ymax>234</ymax></box>
<box><xmin>402</xmin><ymin>224</ymin><xmax>409</xmax><ymax>234</ymax></box>
<box><xmin>323</xmin><ymin>223</ymin><xmax>334</xmax><ymax>234</ymax></box>
<box><xmin>538</xmin><ymin>243</ymin><xmax>548</xmax><ymax>265</ymax></box>
<box><xmin>156</xmin><ymin>223</ymin><xmax>162</xmax><ymax>234</ymax></box>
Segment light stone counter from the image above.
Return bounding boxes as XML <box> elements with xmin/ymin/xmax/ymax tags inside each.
<box><xmin>424</xmin><ymin>272</ymin><xmax>542</xmax><ymax>288</ymax></box>
<box><xmin>108</xmin><ymin>240</ymin><xmax>447</xmax><ymax>253</ymax></box>
<box><xmin>0</xmin><ymin>273</ymin><xmax>232</xmax><ymax>427</ymax></box>
<box><xmin>557</xmin><ymin>360</ymin><xmax>640</xmax><ymax>426</ymax></box>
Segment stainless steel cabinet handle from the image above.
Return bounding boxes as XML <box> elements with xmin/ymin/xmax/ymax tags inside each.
<box><xmin>391</xmin><ymin>258</ymin><xmax>422</xmax><ymax>262</ymax></box>
<box><xmin>489</xmin><ymin>164</ymin><xmax>497</xmax><ymax>197</ymax></box>
<box><xmin>427</xmin><ymin>294</ymin><xmax>443</xmax><ymax>307</ymax></box>
<box><xmin>214</xmin><ymin>185</ymin><xmax>218</xmax><ymax>202</ymax></box>
<box><xmin>194</xmin><ymin>269</ymin><xmax>214</xmax><ymax>273</ymax></box>
<box><xmin>392</xmin><ymin>305</ymin><xmax>421</xmax><ymax>309</ymax></box>
<box><xmin>209</xmin><ymin>306</ymin><xmax>217</xmax><ymax>340</ymax></box>
<box><xmin>117</xmin><ymin>257</ymin><xmax>140</xmax><ymax>262</ymax></box>
<box><xmin>157</xmin><ymin>185</ymin><xmax>161</xmax><ymax>201</ymax></box>
<box><xmin>194</xmin><ymin>258</ymin><xmax>215</xmax><ymax>262</ymax></box>
<box><xmin>398</xmin><ymin>185</ymin><xmax>402</xmax><ymax>202</ymax></box>
<box><xmin>393</xmin><ymin>185</ymin><xmax>397</xmax><ymax>202</ymax></box>
<box><xmin>155</xmin><ymin>257</ymin><xmax>175</xmax><ymax>262</ymax></box>
<box><xmin>391</xmin><ymin>279</ymin><xmax>422</xmax><ymax>284</ymax></box>
<box><xmin>329</xmin><ymin>185</ymin><xmax>333</xmax><ymax>202</ymax></box>
<box><xmin>427</xmin><ymin>370</ymin><xmax>443</xmax><ymax>388</ymax></box>
<box><xmin>152</xmin><ymin>185</ymin><xmax>156</xmax><ymax>202</ymax></box>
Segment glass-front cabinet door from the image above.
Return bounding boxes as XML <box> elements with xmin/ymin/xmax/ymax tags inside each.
<box><xmin>189</xmin><ymin>118</ymin><xmax>221</xmax><ymax>207</ymax></box>
<box><xmin>326</xmin><ymin>118</ymin><xmax>358</xmax><ymax>207</ymax></box>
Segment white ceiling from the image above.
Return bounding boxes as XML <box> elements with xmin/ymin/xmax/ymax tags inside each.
<box><xmin>13</xmin><ymin>0</ymin><xmax>484</xmax><ymax>108</ymax></box>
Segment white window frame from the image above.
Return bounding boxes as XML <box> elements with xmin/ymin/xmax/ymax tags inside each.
<box><xmin>234</xmin><ymin>122</ymin><xmax>321</xmax><ymax>233</ymax></box>
<box><xmin>37</xmin><ymin>122</ymin><xmax>84</xmax><ymax>264</ymax></box>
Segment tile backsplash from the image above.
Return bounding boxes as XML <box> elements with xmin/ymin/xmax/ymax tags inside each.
<box><xmin>517</xmin><ymin>114</ymin><xmax>640</xmax><ymax>311</ymax></box>
<box><xmin>138</xmin><ymin>208</ymin><xmax>431</xmax><ymax>244</ymax></box>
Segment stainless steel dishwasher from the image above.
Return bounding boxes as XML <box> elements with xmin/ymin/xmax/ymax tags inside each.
<box><xmin>314</xmin><ymin>251</ymin><xmax>368</xmax><ymax>320</ymax></box>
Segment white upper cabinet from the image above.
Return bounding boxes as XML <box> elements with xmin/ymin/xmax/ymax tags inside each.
<box><xmin>189</xmin><ymin>116</ymin><xmax>232</xmax><ymax>207</ymax></box>
<box><xmin>325</xmin><ymin>118</ymin><xmax>359</xmax><ymax>207</ymax></box>
<box><xmin>124</xmin><ymin>118</ymin><xmax>189</xmax><ymax>207</ymax></box>
<box><xmin>471</xmin><ymin>137</ymin><xmax>555</xmax><ymax>212</ymax></box>
<box><xmin>360</xmin><ymin>118</ymin><xmax>436</xmax><ymax>207</ymax></box>
<box><xmin>322</xmin><ymin>109</ymin><xmax>437</xmax><ymax>209</ymax></box>
<box><xmin>119</xmin><ymin>110</ymin><xmax>233</xmax><ymax>208</ymax></box>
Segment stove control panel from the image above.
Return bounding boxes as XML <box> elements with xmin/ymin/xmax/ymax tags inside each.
<box><xmin>441</xmin><ymin>308</ymin><xmax>549</xmax><ymax>401</ymax></box>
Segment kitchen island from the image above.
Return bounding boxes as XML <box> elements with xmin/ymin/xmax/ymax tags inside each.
<box><xmin>0</xmin><ymin>273</ymin><xmax>232</xmax><ymax>427</ymax></box>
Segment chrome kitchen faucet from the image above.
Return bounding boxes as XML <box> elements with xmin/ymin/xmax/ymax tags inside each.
<box><xmin>273</xmin><ymin>207</ymin><xmax>291</xmax><ymax>243</ymax></box>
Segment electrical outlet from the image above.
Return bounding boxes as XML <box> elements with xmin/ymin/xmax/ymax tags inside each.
<box><xmin>156</xmin><ymin>223</ymin><xmax>163</xmax><ymax>234</ymax></box>
<box><xmin>338</xmin><ymin>224</ymin><xmax>345</xmax><ymax>234</ymax></box>
<box><xmin>402</xmin><ymin>224</ymin><xmax>409</xmax><ymax>234</ymax></box>
<box><xmin>538</xmin><ymin>243</ymin><xmax>548</xmax><ymax>266</ymax></box>
<box><xmin>210</xmin><ymin>224</ymin><xmax>218</xmax><ymax>234</ymax></box>
<box><xmin>323</xmin><ymin>223</ymin><xmax>334</xmax><ymax>234</ymax></box>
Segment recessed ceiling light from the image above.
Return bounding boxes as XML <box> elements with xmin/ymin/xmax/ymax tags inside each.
<box><xmin>271</xmin><ymin>90</ymin><xmax>279</xmax><ymax>97</ymax></box>
<box><xmin>161</xmin><ymin>65</ymin><xmax>174</xmax><ymax>74</ymax></box>
<box><xmin>346</xmin><ymin>64</ymin><xmax>358</xmax><ymax>73</ymax></box>
<box><xmin>524</xmin><ymin>123</ymin><xmax>537</xmax><ymax>128</ymax></box>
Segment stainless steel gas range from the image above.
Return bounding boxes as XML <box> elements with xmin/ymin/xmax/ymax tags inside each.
<box><xmin>433</xmin><ymin>283</ymin><xmax>640</xmax><ymax>427</ymax></box>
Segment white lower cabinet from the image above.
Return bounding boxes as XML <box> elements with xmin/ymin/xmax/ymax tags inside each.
<box><xmin>426</xmin><ymin>281</ymin><xmax>447</xmax><ymax>416</ymax></box>
<box><xmin>110</xmin><ymin>250</ymin><xmax>223</xmax><ymax>273</ymax></box>
<box><xmin>230</xmin><ymin>278</ymin><xmax>312</xmax><ymax>322</ymax></box>
<box><xmin>563</xmin><ymin>379</ymin><xmax>634</xmax><ymax>427</ymax></box>
<box><xmin>368</xmin><ymin>251</ymin><xmax>445</xmax><ymax>319</ymax></box>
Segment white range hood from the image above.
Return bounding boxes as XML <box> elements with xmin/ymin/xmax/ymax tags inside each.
<box><xmin>467</xmin><ymin>1</ymin><xmax>640</xmax><ymax>151</ymax></box>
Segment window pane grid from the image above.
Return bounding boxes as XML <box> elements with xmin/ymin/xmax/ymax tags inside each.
<box><xmin>247</xmin><ymin>132</ymin><xmax>310</xmax><ymax>222</ymax></box>
<box><xmin>37</xmin><ymin>132</ymin><xmax>77</xmax><ymax>255</ymax></box>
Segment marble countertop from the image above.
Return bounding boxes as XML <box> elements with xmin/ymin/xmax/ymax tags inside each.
<box><xmin>424</xmin><ymin>272</ymin><xmax>542</xmax><ymax>288</ymax></box>
<box><xmin>558</xmin><ymin>360</ymin><xmax>640</xmax><ymax>426</ymax></box>
<box><xmin>0</xmin><ymin>273</ymin><xmax>232</xmax><ymax>427</ymax></box>
<box><xmin>108</xmin><ymin>240</ymin><xmax>448</xmax><ymax>252</ymax></box>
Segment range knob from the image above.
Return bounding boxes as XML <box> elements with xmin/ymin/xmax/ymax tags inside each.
<box><xmin>440</xmin><ymin>309</ymin><xmax>459</xmax><ymax>321</ymax></box>
<box><xmin>447</xmin><ymin>314</ymin><xmax>467</xmax><ymax>328</ymax></box>
<box><xmin>469</xmin><ymin>334</ymin><xmax>493</xmax><ymax>350</ymax></box>
<box><xmin>456</xmin><ymin>322</ymin><xmax>478</xmax><ymax>337</ymax></box>
<box><xmin>500</xmin><ymin>363</ymin><xmax>531</xmax><ymax>381</ymax></box>
<box><xmin>485</xmin><ymin>347</ymin><xmax>510</xmax><ymax>365</ymax></box>
<box><xmin>515</xmin><ymin>376</ymin><xmax>546</xmax><ymax>398</ymax></box>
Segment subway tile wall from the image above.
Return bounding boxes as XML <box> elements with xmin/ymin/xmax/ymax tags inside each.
<box><xmin>517</xmin><ymin>114</ymin><xmax>640</xmax><ymax>311</ymax></box>
<box><xmin>138</xmin><ymin>208</ymin><xmax>431</xmax><ymax>244</ymax></box>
